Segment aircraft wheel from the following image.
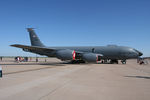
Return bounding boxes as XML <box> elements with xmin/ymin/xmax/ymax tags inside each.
<box><xmin>121</xmin><ymin>60</ymin><xmax>126</xmax><ymax>64</ymax></box>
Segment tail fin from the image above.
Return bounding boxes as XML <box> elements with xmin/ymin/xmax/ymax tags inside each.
<box><xmin>27</xmin><ymin>28</ymin><xmax>45</xmax><ymax>47</ymax></box>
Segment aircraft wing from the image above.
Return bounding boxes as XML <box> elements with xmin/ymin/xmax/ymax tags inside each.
<box><xmin>11</xmin><ymin>44</ymin><xmax>104</xmax><ymax>62</ymax></box>
<box><xmin>10</xmin><ymin>44</ymin><xmax>56</xmax><ymax>56</ymax></box>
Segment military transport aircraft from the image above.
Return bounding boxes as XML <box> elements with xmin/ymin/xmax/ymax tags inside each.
<box><xmin>11</xmin><ymin>28</ymin><xmax>143</xmax><ymax>64</ymax></box>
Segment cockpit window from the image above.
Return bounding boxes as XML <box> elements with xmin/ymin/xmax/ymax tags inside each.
<box><xmin>133</xmin><ymin>49</ymin><xmax>139</xmax><ymax>53</ymax></box>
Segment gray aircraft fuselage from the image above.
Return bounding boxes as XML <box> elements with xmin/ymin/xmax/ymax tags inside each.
<box><xmin>44</xmin><ymin>45</ymin><xmax>142</xmax><ymax>60</ymax></box>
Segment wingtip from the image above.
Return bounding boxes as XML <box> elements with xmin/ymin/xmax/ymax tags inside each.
<box><xmin>10</xmin><ymin>44</ymin><xmax>15</xmax><ymax>47</ymax></box>
<box><xmin>10</xmin><ymin>44</ymin><xmax>20</xmax><ymax>47</ymax></box>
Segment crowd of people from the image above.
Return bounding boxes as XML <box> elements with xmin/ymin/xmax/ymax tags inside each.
<box><xmin>15</xmin><ymin>57</ymin><xmax>30</xmax><ymax>62</ymax></box>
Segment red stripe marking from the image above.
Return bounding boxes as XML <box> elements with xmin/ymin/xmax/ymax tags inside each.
<box><xmin>72</xmin><ymin>50</ymin><xmax>76</xmax><ymax>60</ymax></box>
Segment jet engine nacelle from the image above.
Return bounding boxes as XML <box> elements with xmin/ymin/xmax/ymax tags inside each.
<box><xmin>82</xmin><ymin>53</ymin><xmax>102</xmax><ymax>63</ymax></box>
<box><xmin>56</xmin><ymin>49</ymin><xmax>76</xmax><ymax>60</ymax></box>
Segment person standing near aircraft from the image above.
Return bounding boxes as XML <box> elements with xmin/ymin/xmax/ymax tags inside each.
<box><xmin>0</xmin><ymin>57</ymin><xmax>2</xmax><ymax>61</ymax></box>
<box><xmin>0</xmin><ymin>65</ymin><xmax>2</xmax><ymax>77</ymax></box>
<box><xmin>36</xmin><ymin>57</ymin><xmax>38</xmax><ymax>62</ymax></box>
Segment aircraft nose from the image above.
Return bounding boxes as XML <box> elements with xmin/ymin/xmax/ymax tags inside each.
<box><xmin>138</xmin><ymin>51</ymin><xmax>143</xmax><ymax>56</ymax></box>
<box><xmin>133</xmin><ymin>49</ymin><xmax>143</xmax><ymax>56</ymax></box>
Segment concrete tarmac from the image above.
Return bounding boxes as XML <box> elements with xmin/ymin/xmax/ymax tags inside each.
<box><xmin>0</xmin><ymin>58</ymin><xmax>150</xmax><ymax>100</ymax></box>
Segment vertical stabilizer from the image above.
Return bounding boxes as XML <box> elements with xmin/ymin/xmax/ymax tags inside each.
<box><xmin>27</xmin><ymin>28</ymin><xmax>45</xmax><ymax>47</ymax></box>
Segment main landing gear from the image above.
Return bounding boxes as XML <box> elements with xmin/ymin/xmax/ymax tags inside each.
<box><xmin>110</xmin><ymin>59</ymin><xmax>127</xmax><ymax>64</ymax></box>
<box><xmin>110</xmin><ymin>59</ymin><xmax>119</xmax><ymax>64</ymax></box>
<box><xmin>71</xmin><ymin>60</ymin><xmax>86</xmax><ymax>64</ymax></box>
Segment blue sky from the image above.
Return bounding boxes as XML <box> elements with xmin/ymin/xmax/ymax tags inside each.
<box><xmin>0</xmin><ymin>0</ymin><xmax>150</xmax><ymax>56</ymax></box>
